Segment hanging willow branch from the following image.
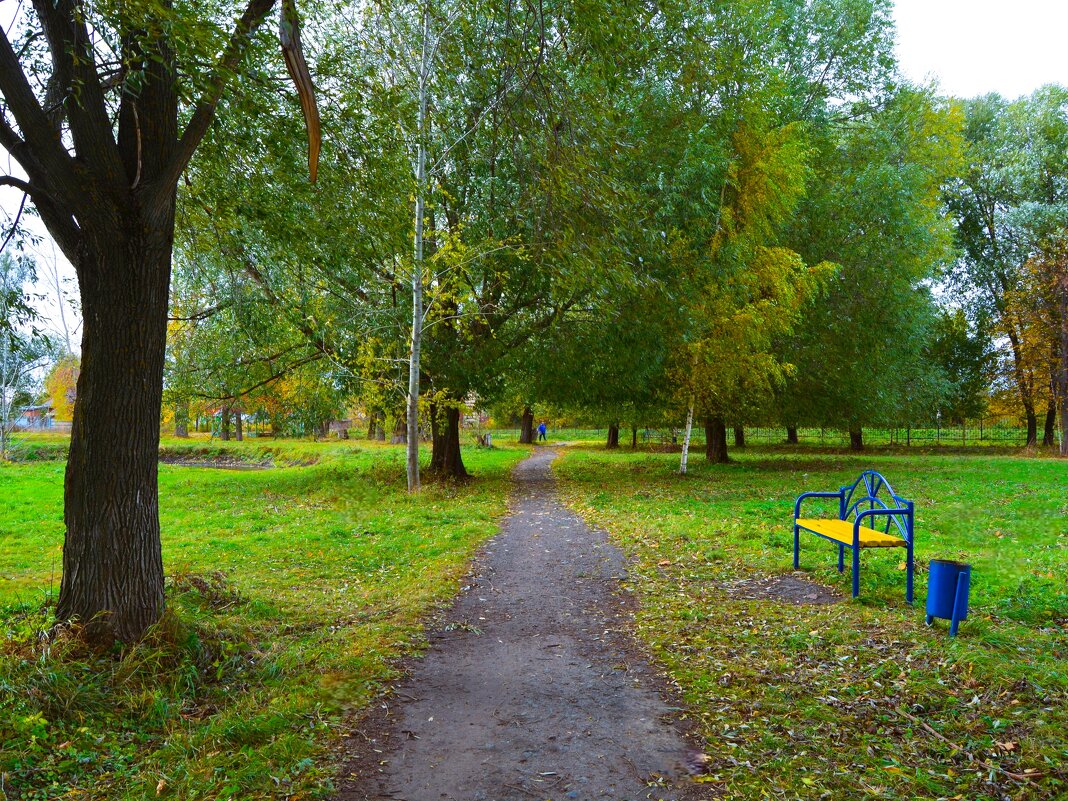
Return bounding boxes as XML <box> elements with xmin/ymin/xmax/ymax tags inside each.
<box><xmin>279</xmin><ymin>0</ymin><xmax>321</xmax><ymax>182</ymax></box>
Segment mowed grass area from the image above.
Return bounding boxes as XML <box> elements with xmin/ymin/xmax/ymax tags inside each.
<box><xmin>556</xmin><ymin>446</ymin><xmax>1068</xmax><ymax>801</ymax></box>
<box><xmin>0</xmin><ymin>436</ymin><xmax>527</xmax><ymax>800</ymax></box>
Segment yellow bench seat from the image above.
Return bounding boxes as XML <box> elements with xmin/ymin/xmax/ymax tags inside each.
<box><xmin>795</xmin><ymin>518</ymin><xmax>907</xmax><ymax>548</ymax></box>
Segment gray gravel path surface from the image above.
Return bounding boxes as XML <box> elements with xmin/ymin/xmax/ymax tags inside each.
<box><xmin>338</xmin><ymin>447</ymin><xmax>696</xmax><ymax>801</ymax></box>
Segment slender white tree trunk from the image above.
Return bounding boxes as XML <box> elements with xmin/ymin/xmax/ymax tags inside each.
<box><xmin>406</xmin><ymin>3</ymin><xmax>431</xmax><ymax>492</ymax></box>
<box><xmin>1058</xmin><ymin>274</ymin><xmax>1068</xmax><ymax>457</ymax></box>
<box><xmin>679</xmin><ymin>397</ymin><xmax>694</xmax><ymax>474</ymax></box>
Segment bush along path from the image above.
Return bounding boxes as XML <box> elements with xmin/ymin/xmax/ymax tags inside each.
<box><xmin>338</xmin><ymin>448</ymin><xmax>699</xmax><ymax>801</ymax></box>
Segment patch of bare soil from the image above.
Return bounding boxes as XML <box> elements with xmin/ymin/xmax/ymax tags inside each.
<box><xmin>336</xmin><ymin>449</ymin><xmax>702</xmax><ymax>801</ymax></box>
<box><xmin>722</xmin><ymin>573</ymin><xmax>841</xmax><ymax>605</ymax></box>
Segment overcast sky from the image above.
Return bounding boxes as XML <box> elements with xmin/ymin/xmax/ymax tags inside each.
<box><xmin>4</xmin><ymin>1</ymin><xmax>1068</xmax><ymax>344</ymax></box>
<box><xmin>893</xmin><ymin>0</ymin><xmax>1068</xmax><ymax>99</ymax></box>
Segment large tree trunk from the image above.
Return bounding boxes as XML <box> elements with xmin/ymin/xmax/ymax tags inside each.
<box><xmin>631</xmin><ymin>425</ymin><xmax>638</xmax><ymax>449</ymax></box>
<box><xmin>174</xmin><ymin>401</ymin><xmax>189</xmax><ymax>438</ymax></box>
<box><xmin>235</xmin><ymin>409</ymin><xmax>243</xmax><ymax>441</ymax></box>
<box><xmin>391</xmin><ymin>412</ymin><xmax>407</xmax><ymax>444</ymax></box>
<box><xmin>606</xmin><ymin>423</ymin><xmax>620</xmax><ymax>449</ymax></box>
<box><xmin>220</xmin><ymin>405</ymin><xmax>231</xmax><ymax>441</ymax></box>
<box><xmin>1043</xmin><ymin>401</ymin><xmax>1056</xmax><ymax>447</ymax></box>
<box><xmin>429</xmin><ymin>404</ymin><xmax>468</xmax><ymax>478</ymax></box>
<box><xmin>733</xmin><ymin>425</ymin><xmax>745</xmax><ymax>448</ymax></box>
<box><xmin>849</xmin><ymin>426</ymin><xmax>864</xmax><ymax>451</ymax></box>
<box><xmin>1025</xmin><ymin>408</ymin><xmax>1038</xmax><ymax>447</ymax></box>
<box><xmin>57</xmin><ymin>231</ymin><xmax>171</xmax><ymax>645</ymax></box>
<box><xmin>786</xmin><ymin>426</ymin><xmax>799</xmax><ymax>444</ymax></box>
<box><xmin>367</xmin><ymin>413</ymin><xmax>377</xmax><ymax>440</ymax></box>
<box><xmin>519</xmin><ymin>406</ymin><xmax>534</xmax><ymax>444</ymax></box>
<box><xmin>704</xmin><ymin>417</ymin><xmax>728</xmax><ymax>463</ymax></box>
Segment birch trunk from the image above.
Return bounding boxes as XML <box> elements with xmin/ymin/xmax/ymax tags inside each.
<box><xmin>406</xmin><ymin>3</ymin><xmax>430</xmax><ymax>493</ymax></box>
<box><xmin>679</xmin><ymin>400</ymin><xmax>694</xmax><ymax>474</ymax></box>
<box><xmin>1059</xmin><ymin>276</ymin><xmax>1068</xmax><ymax>456</ymax></box>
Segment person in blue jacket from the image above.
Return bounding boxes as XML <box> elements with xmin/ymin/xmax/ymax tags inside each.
<box><xmin>537</xmin><ymin>421</ymin><xmax>547</xmax><ymax>441</ymax></box>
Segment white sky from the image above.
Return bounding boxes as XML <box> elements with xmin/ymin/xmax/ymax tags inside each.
<box><xmin>4</xmin><ymin>1</ymin><xmax>1068</xmax><ymax>346</ymax></box>
<box><xmin>893</xmin><ymin>0</ymin><xmax>1068</xmax><ymax>99</ymax></box>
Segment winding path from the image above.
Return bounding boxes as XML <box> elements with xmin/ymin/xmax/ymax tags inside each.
<box><xmin>339</xmin><ymin>448</ymin><xmax>695</xmax><ymax>801</ymax></box>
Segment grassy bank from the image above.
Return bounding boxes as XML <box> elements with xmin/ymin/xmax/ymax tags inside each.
<box><xmin>556</xmin><ymin>446</ymin><xmax>1068</xmax><ymax>801</ymax></box>
<box><xmin>0</xmin><ymin>440</ymin><xmax>526</xmax><ymax>800</ymax></box>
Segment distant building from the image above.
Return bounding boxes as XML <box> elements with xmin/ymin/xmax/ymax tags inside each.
<box><xmin>14</xmin><ymin>402</ymin><xmax>56</xmax><ymax>430</ymax></box>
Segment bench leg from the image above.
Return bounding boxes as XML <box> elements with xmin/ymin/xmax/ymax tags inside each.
<box><xmin>838</xmin><ymin>544</ymin><xmax>845</xmax><ymax>573</ymax></box>
<box><xmin>793</xmin><ymin>525</ymin><xmax>800</xmax><ymax>569</ymax></box>
<box><xmin>851</xmin><ymin>547</ymin><xmax>860</xmax><ymax>598</ymax></box>
<box><xmin>906</xmin><ymin>541</ymin><xmax>914</xmax><ymax>605</ymax></box>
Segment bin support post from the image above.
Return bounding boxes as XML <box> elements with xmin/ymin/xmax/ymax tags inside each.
<box><xmin>950</xmin><ymin>569</ymin><xmax>970</xmax><ymax>636</ymax></box>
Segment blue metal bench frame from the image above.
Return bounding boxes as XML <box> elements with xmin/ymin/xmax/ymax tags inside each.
<box><xmin>793</xmin><ymin>470</ymin><xmax>915</xmax><ymax>603</ymax></box>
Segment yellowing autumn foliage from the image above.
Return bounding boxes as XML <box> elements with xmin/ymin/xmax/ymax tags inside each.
<box><xmin>44</xmin><ymin>354</ymin><xmax>80</xmax><ymax>422</ymax></box>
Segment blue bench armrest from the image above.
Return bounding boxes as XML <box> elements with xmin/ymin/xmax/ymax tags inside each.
<box><xmin>793</xmin><ymin>490</ymin><xmax>844</xmax><ymax>520</ymax></box>
<box><xmin>855</xmin><ymin>505</ymin><xmax>914</xmax><ymax>544</ymax></box>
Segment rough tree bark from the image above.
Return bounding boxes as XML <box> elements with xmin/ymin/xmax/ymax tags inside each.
<box><xmin>57</xmin><ymin>230</ymin><xmax>172</xmax><ymax>644</ymax></box>
<box><xmin>519</xmin><ymin>406</ymin><xmax>534</xmax><ymax>444</ymax></box>
<box><xmin>786</xmin><ymin>426</ymin><xmax>799</xmax><ymax>444</ymax></box>
<box><xmin>631</xmin><ymin>425</ymin><xmax>638</xmax><ymax>449</ymax></box>
<box><xmin>606</xmin><ymin>423</ymin><xmax>620</xmax><ymax>449</ymax></box>
<box><xmin>220</xmin><ymin>405</ymin><xmax>231</xmax><ymax>441</ymax></box>
<box><xmin>1043</xmin><ymin>400</ymin><xmax>1056</xmax><ymax>447</ymax></box>
<box><xmin>429</xmin><ymin>404</ymin><xmax>468</xmax><ymax>478</ymax></box>
<box><xmin>235</xmin><ymin>409</ymin><xmax>243</xmax><ymax>441</ymax></box>
<box><xmin>704</xmin><ymin>417</ymin><xmax>728</xmax><ymax>463</ymax></box>
<box><xmin>367</xmin><ymin>413</ymin><xmax>377</xmax><ymax>440</ymax></box>
<box><xmin>733</xmin><ymin>425</ymin><xmax>745</xmax><ymax>448</ymax></box>
<box><xmin>849</xmin><ymin>426</ymin><xmax>864</xmax><ymax>451</ymax></box>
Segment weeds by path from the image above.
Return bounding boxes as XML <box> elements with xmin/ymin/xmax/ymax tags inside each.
<box><xmin>557</xmin><ymin>447</ymin><xmax>1068</xmax><ymax>801</ymax></box>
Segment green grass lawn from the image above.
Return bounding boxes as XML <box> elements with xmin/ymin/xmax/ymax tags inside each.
<box><xmin>0</xmin><ymin>438</ymin><xmax>526</xmax><ymax>800</ymax></box>
<box><xmin>556</xmin><ymin>445</ymin><xmax>1068</xmax><ymax>801</ymax></box>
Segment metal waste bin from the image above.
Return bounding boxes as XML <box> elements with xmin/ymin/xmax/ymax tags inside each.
<box><xmin>926</xmin><ymin>559</ymin><xmax>971</xmax><ymax>636</ymax></box>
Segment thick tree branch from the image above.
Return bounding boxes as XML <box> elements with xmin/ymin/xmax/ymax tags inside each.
<box><xmin>156</xmin><ymin>0</ymin><xmax>277</xmax><ymax>195</ymax></box>
<box><xmin>0</xmin><ymin>175</ymin><xmax>35</xmax><ymax>195</ymax></box>
<box><xmin>0</xmin><ymin>27</ymin><xmax>79</xmax><ymax>194</ymax></box>
<box><xmin>30</xmin><ymin>0</ymin><xmax>125</xmax><ymax>185</ymax></box>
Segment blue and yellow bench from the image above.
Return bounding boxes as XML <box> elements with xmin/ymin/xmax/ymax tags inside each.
<box><xmin>793</xmin><ymin>470</ymin><xmax>915</xmax><ymax>603</ymax></box>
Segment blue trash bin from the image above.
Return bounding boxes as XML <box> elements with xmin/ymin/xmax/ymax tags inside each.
<box><xmin>926</xmin><ymin>559</ymin><xmax>971</xmax><ymax>636</ymax></box>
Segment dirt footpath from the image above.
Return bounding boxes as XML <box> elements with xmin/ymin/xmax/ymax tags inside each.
<box><xmin>338</xmin><ymin>448</ymin><xmax>698</xmax><ymax>801</ymax></box>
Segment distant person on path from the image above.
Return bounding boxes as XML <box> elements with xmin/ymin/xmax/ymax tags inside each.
<box><xmin>537</xmin><ymin>422</ymin><xmax>547</xmax><ymax>441</ymax></box>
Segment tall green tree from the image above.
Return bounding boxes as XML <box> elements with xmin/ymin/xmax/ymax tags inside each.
<box><xmin>946</xmin><ymin>85</ymin><xmax>1068</xmax><ymax>445</ymax></box>
<box><xmin>779</xmin><ymin>86</ymin><xmax>963</xmax><ymax>448</ymax></box>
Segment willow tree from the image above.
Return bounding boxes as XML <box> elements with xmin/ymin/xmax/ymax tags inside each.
<box><xmin>779</xmin><ymin>86</ymin><xmax>962</xmax><ymax>449</ymax></box>
<box><xmin>946</xmin><ymin>86</ymin><xmax>1068</xmax><ymax>445</ymax></box>
<box><xmin>0</xmin><ymin>0</ymin><xmax>319</xmax><ymax>642</ymax></box>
